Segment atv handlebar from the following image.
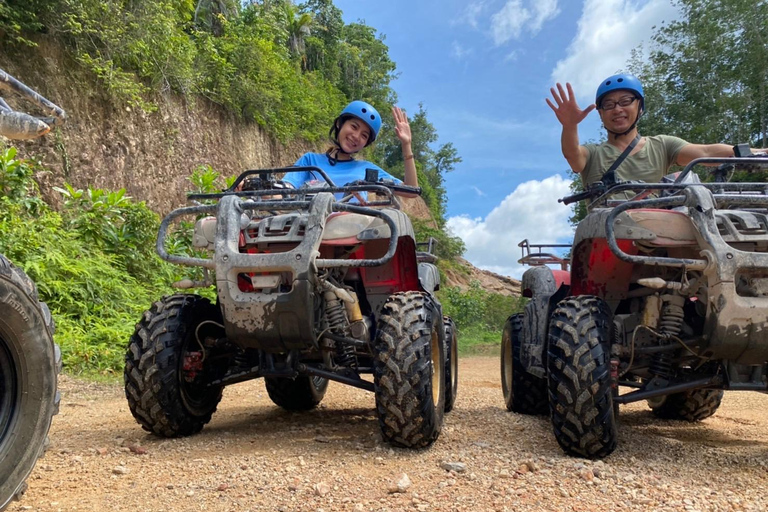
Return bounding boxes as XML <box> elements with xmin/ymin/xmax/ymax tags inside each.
<box><xmin>674</xmin><ymin>143</ymin><xmax>768</xmax><ymax>184</ymax></box>
<box><xmin>0</xmin><ymin>69</ymin><xmax>67</xmax><ymax>140</ymax></box>
<box><xmin>343</xmin><ymin>179</ymin><xmax>422</xmax><ymax>197</ymax></box>
<box><xmin>559</xmin><ymin>187</ymin><xmax>598</xmax><ymax>205</ymax></box>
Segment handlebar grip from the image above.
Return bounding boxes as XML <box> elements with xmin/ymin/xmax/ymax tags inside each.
<box><xmin>559</xmin><ymin>190</ymin><xmax>592</xmax><ymax>205</ymax></box>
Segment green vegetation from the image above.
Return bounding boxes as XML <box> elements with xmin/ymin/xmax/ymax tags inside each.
<box><xmin>631</xmin><ymin>0</ymin><xmax>767</xmax><ymax>149</ymax></box>
<box><xmin>0</xmin><ymin>0</ymin><xmax>522</xmax><ymax>372</ymax></box>
<box><xmin>438</xmin><ymin>282</ymin><xmax>526</xmax><ymax>354</ymax></box>
<box><xmin>0</xmin><ymin>147</ymin><xmax>184</xmax><ymax>375</ymax></box>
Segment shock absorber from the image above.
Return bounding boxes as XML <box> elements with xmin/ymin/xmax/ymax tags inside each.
<box><xmin>659</xmin><ymin>294</ymin><xmax>685</xmax><ymax>337</ymax></box>
<box><xmin>649</xmin><ymin>352</ymin><xmax>673</xmax><ymax>380</ymax></box>
<box><xmin>324</xmin><ymin>290</ymin><xmax>357</xmax><ymax>369</ymax></box>
<box><xmin>650</xmin><ymin>294</ymin><xmax>685</xmax><ymax>380</ymax></box>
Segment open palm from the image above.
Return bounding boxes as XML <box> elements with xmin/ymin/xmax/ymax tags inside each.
<box><xmin>546</xmin><ymin>83</ymin><xmax>595</xmax><ymax>127</ymax></box>
<box><xmin>392</xmin><ymin>106</ymin><xmax>411</xmax><ymax>145</ymax></box>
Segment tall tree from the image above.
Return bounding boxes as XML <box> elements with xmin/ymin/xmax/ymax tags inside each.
<box><xmin>194</xmin><ymin>0</ymin><xmax>239</xmax><ymax>36</ymax></box>
<box><xmin>299</xmin><ymin>0</ymin><xmax>343</xmax><ymax>80</ymax></box>
<box><xmin>631</xmin><ymin>0</ymin><xmax>768</xmax><ymax>147</ymax></box>
<box><xmin>282</xmin><ymin>1</ymin><xmax>312</xmax><ymax>63</ymax></box>
<box><xmin>338</xmin><ymin>22</ymin><xmax>397</xmax><ymax>108</ymax></box>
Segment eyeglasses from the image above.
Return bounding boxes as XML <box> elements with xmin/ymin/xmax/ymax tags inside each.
<box><xmin>599</xmin><ymin>96</ymin><xmax>638</xmax><ymax>111</ymax></box>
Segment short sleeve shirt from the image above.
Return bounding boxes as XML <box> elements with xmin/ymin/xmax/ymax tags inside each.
<box><xmin>283</xmin><ymin>152</ymin><xmax>400</xmax><ymax>189</ymax></box>
<box><xmin>582</xmin><ymin>135</ymin><xmax>689</xmax><ymax>188</ymax></box>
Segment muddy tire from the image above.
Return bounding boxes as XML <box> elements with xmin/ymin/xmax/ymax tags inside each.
<box><xmin>443</xmin><ymin>316</ymin><xmax>459</xmax><ymax>413</ymax></box>
<box><xmin>649</xmin><ymin>389</ymin><xmax>724</xmax><ymax>421</ymax></box>
<box><xmin>501</xmin><ymin>314</ymin><xmax>548</xmax><ymax>415</ymax></box>
<box><xmin>265</xmin><ymin>376</ymin><xmax>329</xmax><ymax>411</ymax></box>
<box><xmin>124</xmin><ymin>294</ymin><xmax>225</xmax><ymax>437</ymax></box>
<box><xmin>373</xmin><ymin>292</ymin><xmax>445</xmax><ymax>448</ymax></box>
<box><xmin>0</xmin><ymin>255</ymin><xmax>60</xmax><ymax>512</ymax></box>
<box><xmin>547</xmin><ymin>296</ymin><xmax>617</xmax><ymax>459</ymax></box>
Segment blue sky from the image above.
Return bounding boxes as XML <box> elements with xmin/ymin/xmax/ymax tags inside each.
<box><xmin>333</xmin><ymin>0</ymin><xmax>681</xmax><ymax>278</ymax></box>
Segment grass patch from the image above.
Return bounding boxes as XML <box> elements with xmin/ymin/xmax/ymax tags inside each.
<box><xmin>456</xmin><ymin>324</ymin><xmax>502</xmax><ymax>356</ymax></box>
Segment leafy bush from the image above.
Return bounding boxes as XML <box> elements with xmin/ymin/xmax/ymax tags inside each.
<box><xmin>439</xmin><ymin>281</ymin><xmax>525</xmax><ymax>331</ymax></box>
<box><xmin>438</xmin><ymin>282</ymin><xmax>526</xmax><ymax>353</ymax></box>
<box><xmin>0</xmin><ymin>146</ymin><xmax>46</xmax><ymax>215</ymax></box>
<box><xmin>0</xmin><ymin>148</ymin><xmax>181</xmax><ymax>375</ymax></box>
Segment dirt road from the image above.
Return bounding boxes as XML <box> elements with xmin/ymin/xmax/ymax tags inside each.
<box><xmin>13</xmin><ymin>357</ymin><xmax>768</xmax><ymax>512</ymax></box>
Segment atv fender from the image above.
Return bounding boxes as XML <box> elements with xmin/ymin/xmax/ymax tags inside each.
<box><xmin>520</xmin><ymin>265</ymin><xmax>568</xmax><ymax>378</ymax></box>
<box><xmin>418</xmin><ymin>262</ymin><xmax>440</xmax><ymax>293</ymax></box>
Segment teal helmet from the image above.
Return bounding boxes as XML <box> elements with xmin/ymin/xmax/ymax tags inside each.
<box><xmin>336</xmin><ymin>100</ymin><xmax>382</xmax><ymax>144</ymax></box>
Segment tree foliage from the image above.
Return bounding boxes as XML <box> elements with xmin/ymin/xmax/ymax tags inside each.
<box><xmin>631</xmin><ymin>0</ymin><xmax>768</xmax><ymax>148</ymax></box>
<box><xmin>0</xmin><ymin>2</ymin><xmax>476</xmax><ymax>364</ymax></box>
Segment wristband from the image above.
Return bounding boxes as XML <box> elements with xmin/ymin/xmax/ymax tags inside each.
<box><xmin>404</xmin><ymin>154</ymin><xmax>414</xmax><ymax>161</ymax></box>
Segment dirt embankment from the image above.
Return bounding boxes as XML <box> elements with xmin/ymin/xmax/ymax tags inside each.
<box><xmin>1</xmin><ymin>40</ymin><xmax>314</xmax><ymax>216</ymax></box>
<box><xmin>16</xmin><ymin>357</ymin><xmax>768</xmax><ymax>512</ymax></box>
<box><xmin>442</xmin><ymin>258</ymin><xmax>522</xmax><ymax>296</ymax></box>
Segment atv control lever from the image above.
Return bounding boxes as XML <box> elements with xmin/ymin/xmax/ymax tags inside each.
<box><xmin>559</xmin><ymin>170</ymin><xmax>617</xmax><ymax>205</ymax></box>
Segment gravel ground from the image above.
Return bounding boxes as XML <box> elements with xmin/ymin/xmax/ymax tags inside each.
<box><xmin>12</xmin><ymin>357</ymin><xmax>768</xmax><ymax>512</ymax></box>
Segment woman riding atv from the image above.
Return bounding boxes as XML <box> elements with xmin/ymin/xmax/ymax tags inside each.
<box><xmin>283</xmin><ymin>101</ymin><xmax>419</xmax><ymax>198</ymax></box>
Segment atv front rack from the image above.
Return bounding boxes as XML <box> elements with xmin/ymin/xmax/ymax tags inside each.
<box><xmin>602</xmin><ymin>156</ymin><xmax>768</xmax><ymax>271</ymax></box>
<box><xmin>157</xmin><ymin>192</ymin><xmax>401</xmax><ymax>270</ymax></box>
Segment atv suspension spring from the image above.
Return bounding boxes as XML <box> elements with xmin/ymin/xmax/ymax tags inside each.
<box><xmin>335</xmin><ymin>341</ymin><xmax>358</xmax><ymax>369</ymax></box>
<box><xmin>325</xmin><ymin>297</ymin><xmax>350</xmax><ymax>336</ymax></box>
<box><xmin>659</xmin><ymin>294</ymin><xmax>685</xmax><ymax>337</ymax></box>
<box><xmin>325</xmin><ymin>295</ymin><xmax>357</xmax><ymax>369</ymax></box>
<box><xmin>649</xmin><ymin>352</ymin><xmax>673</xmax><ymax>380</ymax></box>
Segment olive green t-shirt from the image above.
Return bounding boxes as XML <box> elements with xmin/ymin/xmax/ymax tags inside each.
<box><xmin>582</xmin><ymin>135</ymin><xmax>689</xmax><ymax>188</ymax></box>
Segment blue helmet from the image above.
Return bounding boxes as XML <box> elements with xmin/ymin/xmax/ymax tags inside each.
<box><xmin>339</xmin><ymin>100</ymin><xmax>382</xmax><ymax>144</ymax></box>
<box><xmin>596</xmin><ymin>73</ymin><xmax>644</xmax><ymax>110</ymax></box>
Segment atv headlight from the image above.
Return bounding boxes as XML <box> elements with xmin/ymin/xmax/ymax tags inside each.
<box><xmin>192</xmin><ymin>217</ymin><xmax>217</xmax><ymax>249</ymax></box>
<box><xmin>322</xmin><ymin>213</ymin><xmax>375</xmax><ymax>241</ymax></box>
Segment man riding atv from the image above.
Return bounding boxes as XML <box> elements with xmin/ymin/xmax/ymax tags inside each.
<box><xmin>547</xmin><ymin>73</ymin><xmax>765</xmax><ymax>190</ymax></box>
<box><xmin>499</xmin><ymin>73</ymin><xmax>768</xmax><ymax>459</ymax></box>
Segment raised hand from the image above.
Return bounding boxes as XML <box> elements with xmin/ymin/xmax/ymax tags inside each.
<box><xmin>546</xmin><ymin>83</ymin><xmax>595</xmax><ymax>127</ymax></box>
<box><xmin>392</xmin><ymin>106</ymin><xmax>411</xmax><ymax>146</ymax></box>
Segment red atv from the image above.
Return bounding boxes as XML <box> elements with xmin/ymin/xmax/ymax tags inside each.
<box><xmin>125</xmin><ymin>168</ymin><xmax>458</xmax><ymax>448</ymax></box>
<box><xmin>503</xmin><ymin>147</ymin><xmax>768</xmax><ymax>458</ymax></box>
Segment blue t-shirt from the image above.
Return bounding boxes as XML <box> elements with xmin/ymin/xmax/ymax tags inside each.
<box><xmin>283</xmin><ymin>152</ymin><xmax>401</xmax><ymax>189</ymax></box>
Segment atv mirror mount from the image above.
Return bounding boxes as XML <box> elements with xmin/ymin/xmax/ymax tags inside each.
<box><xmin>734</xmin><ymin>143</ymin><xmax>752</xmax><ymax>158</ymax></box>
<box><xmin>365</xmin><ymin>168</ymin><xmax>379</xmax><ymax>182</ymax></box>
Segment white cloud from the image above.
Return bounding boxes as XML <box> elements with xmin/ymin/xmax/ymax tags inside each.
<box><xmin>551</xmin><ymin>0</ymin><xmax>680</xmax><ymax>104</ymax></box>
<box><xmin>491</xmin><ymin>0</ymin><xmax>561</xmax><ymax>45</ymax></box>
<box><xmin>452</xmin><ymin>41</ymin><xmax>472</xmax><ymax>60</ymax></box>
<box><xmin>531</xmin><ymin>0</ymin><xmax>560</xmax><ymax>32</ymax></box>
<box><xmin>464</xmin><ymin>1</ymin><xmax>487</xmax><ymax>29</ymax></box>
<box><xmin>491</xmin><ymin>0</ymin><xmax>528</xmax><ymax>44</ymax></box>
<box><xmin>446</xmin><ymin>175</ymin><xmax>574</xmax><ymax>279</ymax></box>
<box><xmin>471</xmin><ymin>186</ymin><xmax>486</xmax><ymax>196</ymax></box>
